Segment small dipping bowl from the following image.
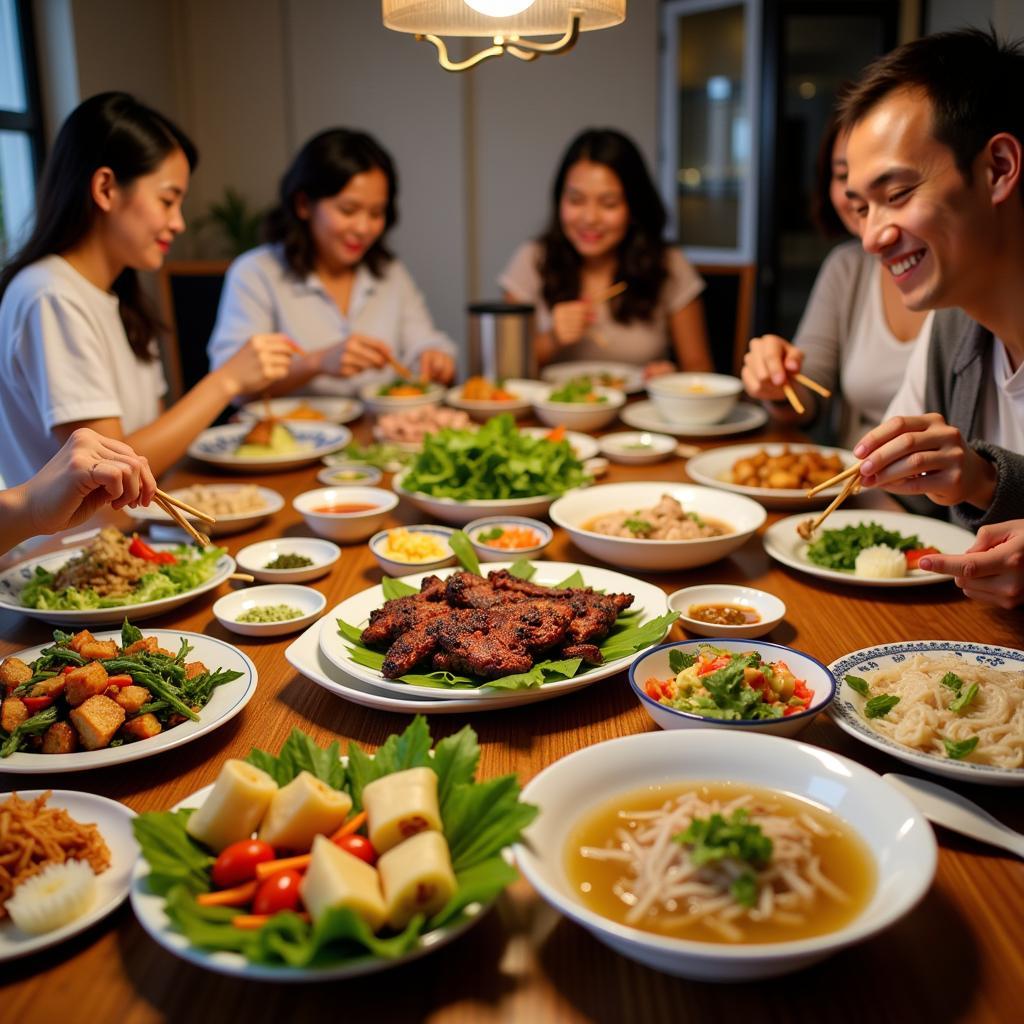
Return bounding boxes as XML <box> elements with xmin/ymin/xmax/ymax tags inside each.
<box><xmin>369</xmin><ymin>524</ymin><xmax>458</xmax><ymax>577</ymax></box>
<box><xmin>293</xmin><ymin>487</ymin><xmax>398</xmax><ymax>543</ymax></box>
<box><xmin>213</xmin><ymin>584</ymin><xmax>326</xmax><ymax>637</ymax></box>
<box><xmin>464</xmin><ymin>516</ymin><xmax>553</xmax><ymax>563</ymax></box>
<box><xmin>316</xmin><ymin>463</ymin><xmax>383</xmax><ymax>487</ymax></box>
<box><xmin>234</xmin><ymin>538</ymin><xmax>341</xmax><ymax>583</ymax></box>
<box><xmin>668</xmin><ymin>584</ymin><xmax>786</xmax><ymax>639</ymax></box>
<box><xmin>598</xmin><ymin>431</ymin><xmax>677</xmax><ymax>465</ymax></box>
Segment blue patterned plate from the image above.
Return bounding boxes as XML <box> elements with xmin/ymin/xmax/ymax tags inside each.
<box><xmin>829</xmin><ymin>641</ymin><xmax>1024</xmax><ymax>786</ymax></box>
<box><xmin>187</xmin><ymin>423</ymin><xmax>351</xmax><ymax>472</ymax></box>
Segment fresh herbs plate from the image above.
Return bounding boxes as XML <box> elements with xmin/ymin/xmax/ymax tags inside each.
<box><xmin>130</xmin><ymin>718</ymin><xmax>537</xmax><ymax>980</ymax></box>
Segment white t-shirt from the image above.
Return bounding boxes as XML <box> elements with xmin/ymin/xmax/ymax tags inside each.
<box><xmin>207</xmin><ymin>244</ymin><xmax>456</xmax><ymax>397</ymax></box>
<box><xmin>840</xmin><ymin>268</ymin><xmax>933</xmax><ymax>448</ymax></box>
<box><xmin>0</xmin><ymin>255</ymin><xmax>165</xmax><ymax>487</ymax></box>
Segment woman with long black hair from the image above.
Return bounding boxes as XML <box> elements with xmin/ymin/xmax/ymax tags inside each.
<box><xmin>207</xmin><ymin>128</ymin><xmax>456</xmax><ymax>395</ymax></box>
<box><xmin>0</xmin><ymin>92</ymin><xmax>294</xmax><ymax>486</ymax></box>
<box><xmin>500</xmin><ymin>128</ymin><xmax>712</xmax><ymax>375</ymax></box>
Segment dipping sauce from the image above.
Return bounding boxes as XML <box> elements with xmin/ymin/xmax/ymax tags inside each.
<box><xmin>237</xmin><ymin>603</ymin><xmax>302</xmax><ymax>623</ymax></box>
<box><xmin>473</xmin><ymin>526</ymin><xmax>542</xmax><ymax>550</ymax></box>
<box><xmin>264</xmin><ymin>553</ymin><xmax>314</xmax><ymax>570</ymax></box>
<box><xmin>325</xmin><ymin>469</ymin><xmax>375</xmax><ymax>483</ymax></box>
<box><xmin>313</xmin><ymin>503</ymin><xmax>379</xmax><ymax>515</ymax></box>
<box><xmin>688</xmin><ymin>603</ymin><xmax>761</xmax><ymax>626</ymax></box>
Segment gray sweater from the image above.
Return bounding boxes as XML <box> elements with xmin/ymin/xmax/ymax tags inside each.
<box><xmin>925</xmin><ymin>308</ymin><xmax>1024</xmax><ymax>530</ymax></box>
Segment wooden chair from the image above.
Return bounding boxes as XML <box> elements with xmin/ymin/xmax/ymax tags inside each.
<box><xmin>693</xmin><ymin>263</ymin><xmax>756</xmax><ymax>376</ymax></box>
<box><xmin>156</xmin><ymin>259</ymin><xmax>231</xmax><ymax>401</ymax></box>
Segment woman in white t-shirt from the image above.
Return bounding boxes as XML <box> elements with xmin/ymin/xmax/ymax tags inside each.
<box><xmin>499</xmin><ymin>128</ymin><xmax>712</xmax><ymax>377</ymax></box>
<box><xmin>207</xmin><ymin>129</ymin><xmax>456</xmax><ymax>397</ymax></box>
<box><xmin>741</xmin><ymin>110</ymin><xmax>932</xmax><ymax>447</ymax></box>
<box><xmin>0</xmin><ymin>92</ymin><xmax>295</xmax><ymax>487</ymax></box>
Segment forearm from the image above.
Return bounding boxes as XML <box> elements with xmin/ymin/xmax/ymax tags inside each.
<box><xmin>534</xmin><ymin>331</ymin><xmax>558</xmax><ymax>368</ymax></box>
<box><xmin>0</xmin><ymin>486</ymin><xmax>32</xmax><ymax>552</ymax></box>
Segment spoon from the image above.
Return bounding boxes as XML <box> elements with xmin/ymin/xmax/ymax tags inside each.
<box><xmin>883</xmin><ymin>773</ymin><xmax>1024</xmax><ymax>859</ymax></box>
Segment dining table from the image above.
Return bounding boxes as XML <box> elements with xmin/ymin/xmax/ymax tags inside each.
<box><xmin>1</xmin><ymin>408</ymin><xmax>1022</xmax><ymax>1024</ymax></box>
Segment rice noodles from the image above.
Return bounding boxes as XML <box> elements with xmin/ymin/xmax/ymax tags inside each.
<box><xmin>0</xmin><ymin>792</ymin><xmax>110</xmax><ymax>918</ymax></box>
<box><xmin>568</xmin><ymin>784</ymin><xmax>873</xmax><ymax>944</ymax></box>
<box><xmin>856</xmin><ymin>654</ymin><xmax>1024</xmax><ymax>769</ymax></box>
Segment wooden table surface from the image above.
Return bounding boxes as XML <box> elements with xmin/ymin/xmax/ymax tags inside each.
<box><xmin>2</xmin><ymin>414</ymin><xmax>1022</xmax><ymax>1024</ymax></box>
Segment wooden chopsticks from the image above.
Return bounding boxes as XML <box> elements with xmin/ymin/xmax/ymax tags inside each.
<box><xmin>798</xmin><ymin>472</ymin><xmax>862</xmax><ymax>540</ymax></box>
<box><xmin>151</xmin><ymin>490</ymin><xmax>215</xmax><ymax>548</ymax></box>
<box><xmin>781</xmin><ymin>372</ymin><xmax>832</xmax><ymax>415</ymax></box>
<box><xmin>593</xmin><ymin>281</ymin><xmax>627</xmax><ymax>303</ymax></box>
<box><xmin>805</xmin><ymin>461</ymin><xmax>861</xmax><ymax>498</ymax></box>
<box><xmin>385</xmin><ymin>352</ymin><xmax>415</xmax><ymax>380</ymax></box>
<box><xmin>155</xmin><ymin>489</ymin><xmax>215</xmax><ymax>524</ymax></box>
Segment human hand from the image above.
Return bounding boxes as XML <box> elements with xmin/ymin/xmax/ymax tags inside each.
<box><xmin>419</xmin><ymin>349</ymin><xmax>456</xmax><ymax>384</ymax></box>
<box><xmin>551</xmin><ymin>300</ymin><xmax>593</xmax><ymax>346</ymax></box>
<box><xmin>919</xmin><ymin>520</ymin><xmax>1024</xmax><ymax>608</ymax></box>
<box><xmin>23</xmin><ymin>429</ymin><xmax>157</xmax><ymax>533</ymax></box>
<box><xmin>220</xmin><ymin>333</ymin><xmax>295</xmax><ymax>396</ymax></box>
<box><xmin>643</xmin><ymin>360</ymin><xmax>677</xmax><ymax>380</ymax></box>
<box><xmin>330</xmin><ymin>335</ymin><xmax>393</xmax><ymax>377</ymax></box>
<box><xmin>853</xmin><ymin>414</ymin><xmax>998</xmax><ymax>508</ymax></box>
<box><xmin>741</xmin><ymin>335</ymin><xmax>804</xmax><ymax>402</ymax></box>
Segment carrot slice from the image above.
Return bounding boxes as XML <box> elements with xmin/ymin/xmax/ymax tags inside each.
<box><xmin>329</xmin><ymin>810</ymin><xmax>367</xmax><ymax>843</ymax></box>
<box><xmin>197</xmin><ymin>880</ymin><xmax>258</xmax><ymax>907</ymax></box>
<box><xmin>232</xmin><ymin>912</ymin><xmax>311</xmax><ymax>930</ymax></box>
<box><xmin>255</xmin><ymin>853</ymin><xmax>311</xmax><ymax>880</ymax></box>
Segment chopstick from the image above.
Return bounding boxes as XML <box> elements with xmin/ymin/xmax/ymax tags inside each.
<box><xmin>229</xmin><ymin>572</ymin><xmax>255</xmax><ymax>583</ymax></box>
<box><xmin>152</xmin><ymin>495</ymin><xmax>211</xmax><ymax>547</ymax></box>
<box><xmin>385</xmin><ymin>352</ymin><xmax>415</xmax><ymax>380</ymax></box>
<box><xmin>782</xmin><ymin>383</ymin><xmax>805</xmax><ymax>416</ymax></box>
<box><xmin>798</xmin><ymin>473</ymin><xmax>862</xmax><ymax>540</ymax></box>
<box><xmin>154</xmin><ymin>489</ymin><xmax>216</xmax><ymax>525</ymax></box>
<box><xmin>793</xmin><ymin>373</ymin><xmax>831</xmax><ymax>399</ymax></box>
<box><xmin>805</xmin><ymin>462</ymin><xmax>862</xmax><ymax>498</ymax></box>
<box><xmin>593</xmin><ymin>281</ymin><xmax>627</xmax><ymax>303</ymax></box>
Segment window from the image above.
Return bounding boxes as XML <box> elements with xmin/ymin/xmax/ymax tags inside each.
<box><xmin>0</xmin><ymin>0</ymin><xmax>42</xmax><ymax>260</ymax></box>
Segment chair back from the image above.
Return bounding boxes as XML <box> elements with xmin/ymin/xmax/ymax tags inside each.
<box><xmin>693</xmin><ymin>263</ymin><xmax>756</xmax><ymax>375</ymax></box>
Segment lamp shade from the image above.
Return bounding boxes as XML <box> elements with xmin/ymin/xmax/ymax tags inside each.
<box><xmin>382</xmin><ymin>0</ymin><xmax>626</xmax><ymax>38</ymax></box>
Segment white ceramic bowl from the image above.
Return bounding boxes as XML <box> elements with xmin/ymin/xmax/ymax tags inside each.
<box><xmin>646</xmin><ymin>373</ymin><xmax>742</xmax><ymax>425</ymax></box>
<box><xmin>445</xmin><ymin>383</ymin><xmax>534</xmax><ymax>421</ymax></box>
<box><xmin>598</xmin><ymin>431</ymin><xmax>677</xmax><ymax>465</ymax></box>
<box><xmin>392</xmin><ymin>471</ymin><xmax>572</xmax><ymax>527</ymax></box>
<box><xmin>668</xmin><ymin>584</ymin><xmax>786</xmax><ymax>639</ymax></box>
<box><xmin>464</xmin><ymin>516</ymin><xmax>553</xmax><ymax>562</ymax></box>
<box><xmin>549</xmin><ymin>482</ymin><xmax>766</xmax><ymax>571</ymax></box>
<box><xmin>359</xmin><ymin>380</ymin><xmax>444</xmax><ymax>416</ymax></box>
<box><xmin>125</xmin><ymin>485</ymin><xmax>284</xmax><ymax>537</ymax></box>
<box><xmin>234</xmin><ymin>538</ymin><xmax>341</xmax><ymax>583</ymax></box>
<box><xmin>514</xmin><ymin>730</ymin><xmax>936</xmax><ymax>980</ymax></box>
<box><xmin>368</xmin><ymin>524</ymin><xmax>458</xmax><ymax>576</ymax></box>
<box><xmin>316</xmin><ymin>463</ymin><xmax>384</xmax><ymax>487</ymax></box>
<box><xmin>237</xmin><ymin>396</ymin><xmax>363</xmax><ymax>425</ymax></box>
<box><xmin>532</xmin><ymin>385</ymin><xmax>626</xmax><ymax>432</ymax></box>
<box><xmin>292</xmin><ymin>487</ymin><xmax>398</xmax><ymax>542</ymax></box>
<box><xmin>630</xmin><ymin>638</ymin><xmax>835</xmax><ymax>737</ymax></box>
<box><xmin>212</xmin><ymin>584</ymin><xmax>326</xmax><ymax>637</ymax></box>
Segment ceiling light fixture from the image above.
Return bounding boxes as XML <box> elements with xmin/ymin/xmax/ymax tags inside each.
<box><xmin>381</xmin><ymin>1</ymin><xmax>627</xmax><ymax>72</ymax></box>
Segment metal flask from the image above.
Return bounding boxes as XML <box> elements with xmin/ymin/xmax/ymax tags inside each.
<box><xmin>466</xmin><ymin>301</ymin><xmax>536</xmax><ymax>380</ymax></box>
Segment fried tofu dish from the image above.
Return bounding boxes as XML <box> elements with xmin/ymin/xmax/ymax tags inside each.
<box><xmin>361</xmin><ymin>569</ymin><xmax>633</xmax><ymax>680</ymax></box>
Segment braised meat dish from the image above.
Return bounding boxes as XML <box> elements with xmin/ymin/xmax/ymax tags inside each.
<box><xmin>361</xmin><ymin>570</ymin><xmax>634</xmax><ymax>680</ymax></box>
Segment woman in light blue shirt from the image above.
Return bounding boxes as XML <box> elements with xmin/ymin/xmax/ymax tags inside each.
<box><xmin>208</xmin><ymin>129</ymin><xmax>456</xmax><ymax>396</ymax></box>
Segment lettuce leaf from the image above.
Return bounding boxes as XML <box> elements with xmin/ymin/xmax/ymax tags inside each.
<box><xmin>246</xmin><ymin>729</ymin><xmax>346</xmax><ymax>789</ymax></box>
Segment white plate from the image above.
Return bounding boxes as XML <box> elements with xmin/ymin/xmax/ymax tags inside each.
<box><xmin>621</xmin><ymin>400</ymin><xmax>768</xmax><ymax>437</ymax></box>
<box><xmin>0</xmin><ymin>630</ymin><xmax>257</xmax><ymax>773</ymax></box>
<box><xmin>685</xmin><ymin>443</ymin><xmax>857</xmax><ymax>510</ymax></box>
<box><xmin>237</xmin><ymin>396</ymin><xmax>363</xmax><ymax>425</ymax></box>
<box><xmin>125</xmin><ymin>485</ymin><xmax>285</xmax><ymax>536</ymax></box>
<box><xmin>234</xmin><ymin>538</ymin><xmax>341</xmax><ymax>583</ymax></box>
<box><xmin>598</xmin><ymin>431</ymin><xmax>677</xmax><ymax>465</ymax></box>
<box><xmin>213</xmin><ymin>584</ymin><xmax>326</xmax><ymax>637</ymax></box>
<box><xmin>187</xmin><ymin>423</ymin><xmax>351</xmax><ymax>472</ymax></box>
<box><xmin>541</xmin><ymin>361</ymin><xmax>645</xmax><ymax>395</ymax></box>
<box><xmin>0</xmin><ymin>545</ymin><xmax>235</xmax><ymax>626</ymax></box>
<box><xmin>318</xmin><ymin>560</ymin><xmax>670</xmax><ymax>701</ymax></box>
<box><xmin>130</xmin><ymin>784</ymin><xmax>490</xmax><ymax>980</ymax></box>
<box><xmin>517</xmin><ymin>427</ymin><xmax>600</xmax><ymax>462</ymax></box>
<box><xmin>444</xmin><ymin>385</ymin><xmax>533</xmax><ymax>420</ymax></box>
<box><xmin>286</xmin><ymin>620</ymin><xmax>535</xmax><ymax>713</ymax></box>
<box><xmin>763</xmin><ymin>510</ymin><xmax>975</xmax><ymax>587</ymax></box>
<box><xmin>829</xmin><ymin>641</ymin><xmax>1024</xmax><ymax>786</ymax></box>
<box><xmin>0</xmin><ymin>791</ymin><xmax>137</xmax><ymax>961</ymax></box>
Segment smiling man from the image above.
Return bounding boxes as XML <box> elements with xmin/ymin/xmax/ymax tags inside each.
<box><xmin>837</xmin><ymin>29</ymin><xmax>1024</xmax><ymax>606</ymax></box>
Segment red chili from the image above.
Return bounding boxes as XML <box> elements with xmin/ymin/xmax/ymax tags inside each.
<box><xmin>23</xmin><ymin>695</ymin><xmax>56</xmax><ymax>712</ymax></box>
<box><xmin>129</xmin><ymin>535</ymin><xmax>177</xmax><ymax>565</ymax></box>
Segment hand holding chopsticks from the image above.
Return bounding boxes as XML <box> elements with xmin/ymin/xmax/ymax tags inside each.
<box><xmin>741</xmin><ymin>335</ymin><xmax>832</xmax><ymax>416</ymax></box>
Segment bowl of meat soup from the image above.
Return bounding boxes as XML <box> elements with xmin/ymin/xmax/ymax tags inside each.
<box><xmin>548</xmin><ymin>482</ymin><xmax>766</xmax><ymax>571</ymax></box>
<box><xmin>514</xmin><ymin>730</ymin><xmax>936</xmax><ymax>980</ymax></box>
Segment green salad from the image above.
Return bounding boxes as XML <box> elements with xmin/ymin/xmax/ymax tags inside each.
<box><xmin>805</xmin><ymin>521</ymin><xmax>922</xmax><ymax>572</ymax></box>
<box><xmin>20</xmin><ymin>531</ymin><xmax>226</xmax><ymax>610</ymax></box>
<box><xmin>132</xmin><ymin>718</ymin><xmax>537</xmax><ymax>969</ymax></box>
<box><xmin>399</xmin><ymin>414</ymin><xmax>590</xmax><ymax>501</ymax></box>
<box><xmin>548</xmin><ymin>377</ymin><xmax>607</xmax><ymax>404</ymax></box>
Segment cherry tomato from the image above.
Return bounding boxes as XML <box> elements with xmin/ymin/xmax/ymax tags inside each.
<box><xmin>333</xmin><ymin>833</ymin><xmax>377</xmax><ymax>866</ymax></box>
<box><xmin>906</xmin><ymin>547</ymin><xmax>940</xmax><ymax>570</ymax></box>
<box><xmin>252</xmin><ymin>869</ymin><xmax>303</xmax><ymax>915</ymax></box>
<box><xmin>211</xmin><ymin>839</ymin><xmax>276</xmax><ymax>889</ymax></box>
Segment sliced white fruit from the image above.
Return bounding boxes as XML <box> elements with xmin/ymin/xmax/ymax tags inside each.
<box><xmin>362</xmin><ymin>766</ymin><xmax>441</xmax><ymax>855</ymax></box>
<box><xmin>185</xmin><ymin>759</ymin><xmax>277</xmax><ymax>852</ymax></box>
<box><xmin>377</xmin><ymin>829</ymin><xmax>457</xmax><ymax>931</ymax></box>
<box><xmin>300</xmin><ymin>834</ymin><xmax>386</xmax><ymax>932</ymax></box>
<box><xmin>258</xmin><ymin>771</ymin><xmax>352</xmax><ymax>851</ymax></box>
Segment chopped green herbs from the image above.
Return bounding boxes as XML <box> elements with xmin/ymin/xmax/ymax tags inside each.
<box><xmin>548</xmin><ymin>377</ymin><xmax>606</xmax><ymax>403</ymax></box>
<box><xmin>943</xmin><ymin>736</ymin><xmax>979</xmax><ymax>760</ymax></box>
<box><xmin>845</xmin><ymin>674</ymin><xmax>871</xmax><ymax>698</ymax></box>
<box><xmin>675</xmin><ymin>809</ymin><xmax>773</xmax><ymax>880</ymax></box>
<box><xmin>623</xmin><ymin>517</ymin><xmax>652</xmax><ymax>536</ymax></box>
<box><xmin>948</xmin><ymin>683</ymin><xmax>979</xmax><ymax>714</ymax></box>
<box><xmin>940</xmin><ymin>671</ymin><xmax>964</xmax><ymax>693</ymax></box>
<box><xmin>264</xmin><ymin>553</ymin><xmax>314</xmax><ymax>570</ymax></box>
<box><xmin>864</xmin><ymin>694</ymin><xmax>901</xmax><ymax>719</ymax></box>
<box><xmin>669</xmin><ymin>649</ymin><xmax>698</xmax><ymax>674</ymax></box>
<box><xmin>805</xmin><ymin>521</ymin><xmax>922</xmax><ymax>572</ymax></box>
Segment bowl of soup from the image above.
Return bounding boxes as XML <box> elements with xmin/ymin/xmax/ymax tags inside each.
<box><xmin>514</xmin><ymin>730</ymin><xmax>936</xmax><ymax>980</ymax></box>
<box><xmin>292</xmin><ymin>486</ymin><xmax>398</xmax><ymax>542</ymax></box>
<box><xmin>646</xmin><ymin>372</ymin><xmax>742</xmax><ymax>425</ymax></box>
<box><xmin>548</xmin><ymin>482</ymin><xmax>766</xmax><ymax>571</ymax></box>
